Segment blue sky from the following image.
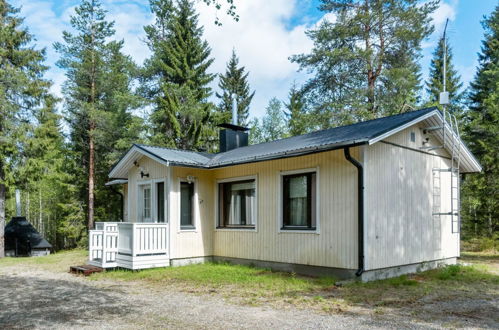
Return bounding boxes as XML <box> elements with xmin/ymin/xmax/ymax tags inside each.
<box><xmin>12</xmin><ymin>0</ymin><xmax>498</xmax><ymax>119</ymax></box>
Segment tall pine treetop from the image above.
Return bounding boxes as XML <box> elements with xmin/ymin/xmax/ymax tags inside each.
<box><xmin>291</xmin><ymin>0</ymin><xmax>438</xmax><ymax>126</ymax></box>
<box><xmin>216</xmin><ymin>49</ymin><xmax>255</xmax><ymax>126</ymax></box>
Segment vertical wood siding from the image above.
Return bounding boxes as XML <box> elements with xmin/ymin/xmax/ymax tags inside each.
<box><xmin>127</xmin><ymin>156</ymin><xmax>168</xmax><ymax>223</ymax></box>
<box><xmin>125</xmin><ymin>149</ymin><xmax>359</xmax><ymax>268</ymax></box>
<box><xmin>364</xmin><ymin>125</ymin><xmax>459</xmax><ymax>270</ymax></box>
<box><xmin>210</xmin><ymin>149</ymin><xmax>358</xmax><ymax>269</ymax></box>
<box><xmin>169</xmin><ymin>167</ymin><xmax>214</xmax><ymax>259</ymax></box>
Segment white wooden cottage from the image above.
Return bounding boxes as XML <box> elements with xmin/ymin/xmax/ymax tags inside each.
<box><xmin>88</xmin><ymin>107</ymin><xmax>481</xmax><ymax>281</ymax></box>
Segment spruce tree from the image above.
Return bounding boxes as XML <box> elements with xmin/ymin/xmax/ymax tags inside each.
<box><xmin>426</xmin><ymin>37</ymin><xmax>464</xmax><ymax>115</ymax></box>
<box><xmin>285</xmin><ymin>83</ymin><xmax>310</xmax><ymax>136</ymax></box>
<box><xmin>216</xmin><ymin>50</ymin><xmax>255</xmax><ymax>126</ymax></box>
<box><xmin>144</xmin><ymin>0</ymin><xmax>216</xmax><ymax>150</ymax></box>
<box><xmin>291</xmin><ymin>0</ymin><xmax>438</xmax><ymax>126</ymax></box>
<box><xmin>0</xmin><ymin>0</ymin><xmax>51</xmax><ymax>257</ymax></box>
<box><xmin>461</xmin><ymin>6</ymin><xmax>499</xmax><ymax>238</ymax></box>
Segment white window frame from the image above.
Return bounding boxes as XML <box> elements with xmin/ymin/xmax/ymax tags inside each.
<box><xmin>178</xmin><ymin>177</ymin><xmax>198</xmax><ymax>232</ymax></box>
<box><xmin>215</xmin><ymin>175</ymin><xmax>258</xmax><ymax>232</ymax></box>
<box><xmin>137</xmin><ymin>180</ymin><xmax>152</xmax><ymax>223</ymax></box>
<box><xmin>278</xmin><ymin>167</ymin><xmax>320</xmax><ymax>234</ymax></box>
<box><xmin>136</xmin><ymin>179</ymin><xmax>166</xmax><ymax>223</ymax></box>
<box><xmin>153</xmin><ymin>179</ymin><xmax>167</xmax><ymax>223</ymax></box>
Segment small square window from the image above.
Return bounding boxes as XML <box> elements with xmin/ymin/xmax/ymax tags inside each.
<box><xmin>218</xmin><ymin>179</ymin><xmax>256</xmax><ymax>229</ymax></box>
<box><xmin>410</xmin><ymin>131</ymin><xmax>416</xmax><ymax>143</ymax></box>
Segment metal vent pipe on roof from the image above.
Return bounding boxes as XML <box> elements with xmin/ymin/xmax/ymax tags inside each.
<box><xmin>232</xmin><ymin>93</ymin><xmax>237</xmax><ymax>125</ymax></box>
<box><xmin>15</xmin><ymin>189</ymin><xmax>21</xmax><ymax>217</ymax></box>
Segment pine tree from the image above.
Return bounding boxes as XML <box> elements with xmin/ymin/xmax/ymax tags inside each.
<box><xmin>291</xmin><ymin>0</ymin><xmax>438</xmax><ymax>126</ymax></box>
<box><xmin>285</xmin><ymin>83</ymin><xmax>310</xmax><ymax>136</ymax></box>
<box><xmin>0</xmin><ymin>0</ymin><xmax>51</xmax><ymax>257</ymax></box>
<box><xmin>426</xmin><ymin>37</ymin><xmax>464</xmax><ymax>115</ymax></box>
<box><xmin>461</xmin><ymin>6</ymin><xmax>499</xmax><ymax>239</ymax></box>
<box><xmin>216</xmin><ymin>50</ymin><xmax>255</xmax><ymax>126</ymax></box>
<box><xmin>55</xmin><ymin>0</ymin><xmax>140</xmax><ymax>229</ymax></box>
<box><xmin>144</xmin><ymin>0</ymin><xmax>216</xmax><ymax>150</ymax></box>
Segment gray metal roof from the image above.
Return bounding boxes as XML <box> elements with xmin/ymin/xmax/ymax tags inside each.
<box><xmin>134</xmin><ymin>107</ymin><xmax>438</xmax><ymax>168</ymax></box>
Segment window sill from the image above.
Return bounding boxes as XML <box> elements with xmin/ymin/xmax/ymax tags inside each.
<box><xmin>215</xmin><ymin>226</ymin><xmax>257</xmax><ymax>232</ymax></box>
<box><xmin>279</xmin><ymin>227</ymin><xmax>319</xmax><ymax>234</ymax></box>
<box><xmin>180</xmin><ymin>226</ymin><xmax>196</xmax><ymax>232</ymax></box>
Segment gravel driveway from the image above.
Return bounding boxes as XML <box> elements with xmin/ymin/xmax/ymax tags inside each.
<box><xmin>0</xmin><ymin>266</ymin><xmax>495</xmax><ymax>329</ymax></box>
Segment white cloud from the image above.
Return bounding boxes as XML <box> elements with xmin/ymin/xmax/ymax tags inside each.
<box><xmin>422</xmin><ymin>0</ymin><xmax>458</xmax><ymax>49</ymax></box>
<box><xmin>104</xmin><ymin>1</ymin><xmax>153</xmax><ymax>64</ymax></box>
<box><xmin>195</xmin><ymin>0</ymin><xmax>315</xmax><ymax>117</ymax></box>
<box><xmin>13</xmin><ymin>0</ymin><xmax>317</xmax><ymax>119</ymax></box>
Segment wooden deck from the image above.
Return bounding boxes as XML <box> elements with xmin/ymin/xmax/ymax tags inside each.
<box><xmin>70</xmin><ymin>264</ymin><xmax>104</xmax><ymax>276</ymax></box>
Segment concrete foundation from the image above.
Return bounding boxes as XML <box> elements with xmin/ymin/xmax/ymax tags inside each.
<box><xmin>170</xmin><ymin>256</ymin><xmax>213</xmax><ymax>267</ymax></box>
<box><xmin>361</xmin><ymin>257</ymin><xmax>457</xmax><ymax>282</ymax></box>
<box><xmin>166</xmin><ymin>256</ymin><xmax>459</xmax><ymax>282</ymax></box>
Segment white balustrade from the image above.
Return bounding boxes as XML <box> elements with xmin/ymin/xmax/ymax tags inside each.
<box><xmin>89</xmin><ymin>221</ymin><xmax>169</xmax><ymax>269</ymax></box>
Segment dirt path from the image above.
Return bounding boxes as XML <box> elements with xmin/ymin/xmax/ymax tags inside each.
<box><xmin>0</xmin><ymin>266</ymin><xmax>449</xmax><ymax>329</ymax></box>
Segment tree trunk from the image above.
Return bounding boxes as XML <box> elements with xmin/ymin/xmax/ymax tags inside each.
<box><xmin>488</xmin><ymin>210</ymin><xmax>493</xmax><ymax>237</ymax></box>
<box><xmin>0</xmin><ymin>163</ymin><xmax>5</xmax><ymax>258</ymax></box>
<box><xmin>88</xmin><ymin>17</ymin><xmax>97</xmax><ymax>231</ymax></box>
<box><xmin>88</xmin><ymin>129</ymin><xmax>95</xmax><ymax>230</ymax></box>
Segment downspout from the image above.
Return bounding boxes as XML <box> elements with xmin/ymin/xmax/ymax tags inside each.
<box><xmin>344</xmin><ymin>147</ymin><xmax>364</xmax><ymax>277</ymax></box>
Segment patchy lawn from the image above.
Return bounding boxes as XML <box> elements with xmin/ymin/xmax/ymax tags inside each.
<box><xmin>1</xmin><ymin>249</ymin><xmax>498</xmax><ymax>327</ymax></box>
<box><xmin>90</xmin><ymin>253</ymin><xmax>499</xmax><ymax>326</ymax></box>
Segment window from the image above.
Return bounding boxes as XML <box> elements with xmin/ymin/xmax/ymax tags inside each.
<box><xmin>139</xmin><ymin>184</ymin><xmax>151</xmax><ymax>222</ymax></box>
<box><xmin>156</xmin><ymin>182</ymin><xmax>165</xmax><ymax>223</ymax></box>
<box><xmin>180</xmin><ymin>181</ymin><xmax>194</xmax><ymax>229</ymax></box>
<box><xmin>218</xmin><ymin>179</ymin><xmax>256</xmax><ymax>228</ymax></box>
<box><xmin>282</xmin><ymin>172</ymin><xmax>316</xmax><ymax>230</ymax></box>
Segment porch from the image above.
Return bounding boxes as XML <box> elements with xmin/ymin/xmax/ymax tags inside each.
<box><xmin>88</xmin><ymin>222</ymin><xmax>169</xmax><ymax>270</ymax></box>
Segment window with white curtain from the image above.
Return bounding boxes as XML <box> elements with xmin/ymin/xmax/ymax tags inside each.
<box><xmin>218</xmin><ymin>179</ymin><xmax>256</xmax><ymax>228</ymax></box>
<box><xmin>282</xmin><ymin>172</ymin><xmax>316</xmax><ymax>230</ymax></box>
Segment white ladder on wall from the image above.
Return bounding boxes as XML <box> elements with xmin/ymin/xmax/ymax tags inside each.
<box><xmin>425</xmin><ymin>110</ymin><xmax>461</xmax><ymax>233</ymax></box>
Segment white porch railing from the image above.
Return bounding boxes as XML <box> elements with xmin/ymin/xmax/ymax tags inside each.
<box><xmin>89</xmin><ymin>222</ymin><xmax>169</xmax><ymax>270</ymax></box>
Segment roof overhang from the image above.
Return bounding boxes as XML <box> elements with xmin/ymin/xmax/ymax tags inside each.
<box><xmin>105</xmin><ymin>179</ymin><xmax>128</xmax><ymax>186</ymax></box>
<box><xmin>108</xmin><ymin>144</ymin><xmax>170</xmax><ymax>179</ymax></box>
<box><xmin>368</xmin><ymin>109</ymin><xmax>482</xmax><ymax>173</ymax></box>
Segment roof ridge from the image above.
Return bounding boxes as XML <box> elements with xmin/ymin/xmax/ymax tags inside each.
<box><xmin>210</xmin><ymin>106</ymin><xmax>438</xmax><ymax>155</ymax></box>
<box><xmin>135</xmin><ymin>143</ymin><xmax>211</xmax><ymax>156</ymax></box>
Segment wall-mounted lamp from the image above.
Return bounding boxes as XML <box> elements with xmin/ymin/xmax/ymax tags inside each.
<box><xmin>139</xmin><ymin>166</ymin><xmax>149</xmax><ymax>178</ymax></box>
<box><xmin>187</xmin><ymin>175</ymin><xmax>196</xmax><ymax>183</ymax></box>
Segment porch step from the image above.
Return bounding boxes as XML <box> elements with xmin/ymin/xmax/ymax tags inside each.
<box><xmin>70</xmin><ymin>264</ymin><xmax>104</xmax><ymax>276</ymax></box>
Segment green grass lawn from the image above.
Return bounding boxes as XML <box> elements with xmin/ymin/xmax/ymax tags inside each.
<box><xmin>0</xmin><ymin>249</ymin><xmax>87</xmax><ymax>273</ymax></box>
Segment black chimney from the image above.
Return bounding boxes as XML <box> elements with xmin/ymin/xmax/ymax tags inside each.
<box><xmin>218</xmin><ymin>93</ymin><xmax>249</xmax><ymax>152</ymax></box>
<box><xmin>218</xmin><ymin>123</ymin><xmax>249</xmax><ymax>152</ymax></box>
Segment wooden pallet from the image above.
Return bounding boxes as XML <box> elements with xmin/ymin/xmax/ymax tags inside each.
<box><xmin>70</xmin><ymin>264</ymin><xmax>104</xmax><ymax>276</ymax></box>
